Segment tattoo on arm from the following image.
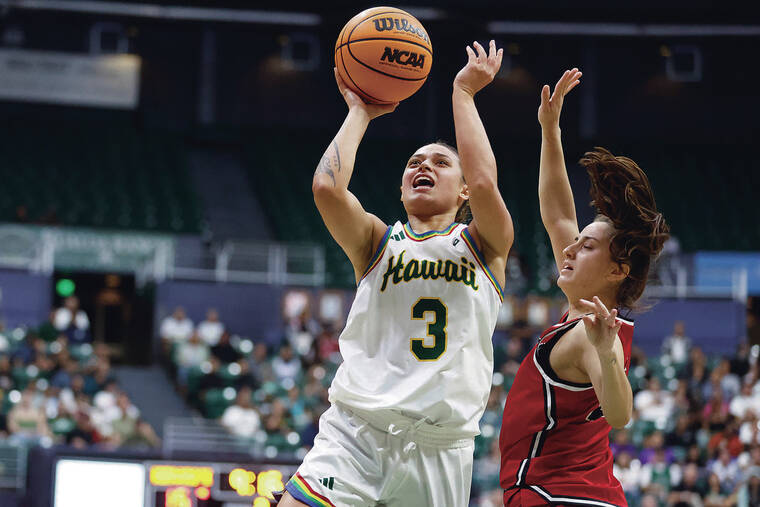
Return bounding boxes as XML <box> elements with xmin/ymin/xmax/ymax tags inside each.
<box><xmin>315</xmin><ymin>141</ymin><xmax>342</xmax><ymax>187</ymax></box>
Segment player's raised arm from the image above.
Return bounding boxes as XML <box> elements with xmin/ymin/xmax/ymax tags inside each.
<box><xmin>312</xmin><ymin>69</ymin><xmax>397</xmax><ymax>281</ymax></box>
<box><xmin>538</xmin><ymin>68</ymin><xmax>583</xmax><ymax>271</ymax></box>
<box><xmin>452</xmin><ymin>40</ymin><xmax>513</xmax><ymax>279</ymax></box>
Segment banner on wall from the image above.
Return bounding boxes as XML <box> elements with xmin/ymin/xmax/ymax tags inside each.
<box><xmin>0</xmin><ymin>49</ymin><xmax>141</xmax><ymax>109</ymax></box>
<box><xmin>694</xmin><ymin>252</ymin><xmax>760</xmax><ymax>296</ymax></box>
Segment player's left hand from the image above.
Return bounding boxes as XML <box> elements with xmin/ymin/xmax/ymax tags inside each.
<box><xmin>453</xmin><ymin>40</ymin><xmax>503</xmax><ymax>97</ymax></box>
<box><xmin>579</xmin><ymin>296</ymin><xmax>622</xmax><ymax>354</ymax></box>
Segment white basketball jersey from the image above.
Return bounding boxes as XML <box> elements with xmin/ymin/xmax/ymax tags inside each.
<box><xmin>329</xmin><ymin>221</ymin><xmax>503</xmax><ymax>439</ymax></box>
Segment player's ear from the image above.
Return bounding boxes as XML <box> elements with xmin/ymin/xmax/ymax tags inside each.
<box><xmin>607</xmin><ymin>262</ymin><xmax>629</xmax><ymax>283</ymax></box>
<box><xmin>459</xmin><ymin>183</ymin><xmax>469</xmax><ymax>201</ymax></box>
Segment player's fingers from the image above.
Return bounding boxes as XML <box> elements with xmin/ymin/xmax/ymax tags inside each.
<box><xmin>582</xmin><ymin>314</ymin><xmax>595</xmax><ymax>328</ymax></box>
<box><xmin>465</xmin><ymin>45</ymin><xmax>476</xmax><ymax>62</ymax></box>
<box><xmin>334</xmin><ymin>67</ymin><xmax>345</xmax><ymax>90</ymax></box>
<box><xmin>578</xmin><ymin>298</ymin><xmax>595</xmax><ymax>311</ymax></box>
<box><xmin>540</xmin><ymin>84</ymin><xmax>550</xmax><ymax>105</ymax></box>
<box><xmin>565</xmin><ymin>79</ymin><xmax>581</xmax><ymax>95</ymax></box>
<box><xmin>607</xmin><ymin>308</ymin><xmax>619</xmax><ymax>326</ymax></box>
<box><xmin>488</xmin><ymin>39</ymin><xmax>497</xmax><ymax>59</ymax></box>
<box><xmin>473</xmin><ymin>40</ymin><xmax>486</xmax><ymax>60</ymax></box>
<box><xmin>593</xmin><ymin>296</ymin><xmax>611</xmax><ymax>318</ymax></box>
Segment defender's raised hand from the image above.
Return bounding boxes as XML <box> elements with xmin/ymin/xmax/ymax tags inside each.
<box><xmin>538</xmin><ymin>68</ymin><xmax>582</xmax><ymax>129</ymax></box>
<box><xmin>579</xmin><ymin>296</ymin><xmax>623</xmax><ymax>354</ymax></box>
<box><xmin>453</xmin><ymin>40</ymin><xmax>503</xmax><ymax>97</ymax></box>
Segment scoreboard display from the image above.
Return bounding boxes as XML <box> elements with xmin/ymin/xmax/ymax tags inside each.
<box><xmin>53</xmin><ymin>458</ymin><xmax>299</xmax><ymax>507</ymax></box>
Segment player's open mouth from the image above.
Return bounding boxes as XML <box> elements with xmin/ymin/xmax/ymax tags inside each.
<box><xmin>413</xmin><ymin>175</ymin><xmax>434</xmax><ymax>189</ymax></box>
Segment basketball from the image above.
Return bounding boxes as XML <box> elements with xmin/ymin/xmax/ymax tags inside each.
<box><xmin>335</xmin><ymin>7</ymin><xmax>433</xmax><ymax>104</ymax></box>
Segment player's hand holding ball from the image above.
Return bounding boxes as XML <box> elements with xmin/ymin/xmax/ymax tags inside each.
<box><xmin>334</xmin><ymin>67</ymin><xmax>397</xmax><ymax>120</ymax></box>
<box><xmin>453</xmin><ymin>40</ymin><xmax>503</xmax><ymax>97</ymax></box>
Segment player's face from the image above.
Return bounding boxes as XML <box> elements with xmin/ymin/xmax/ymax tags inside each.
<box><xmin>557</xmin><ymin>220</ymin><xmax>626</xmax><ymax>300</ymax></box>
<box><xmin>400</xmin><ymin>144</ymin><xmax>467</xmax><ymax>216</ymax></box>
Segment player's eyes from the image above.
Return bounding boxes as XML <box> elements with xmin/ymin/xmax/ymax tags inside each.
<box><xmin>437</xmin><ymin>160</ymin><xmax>449</xmax><ymax>166</ymax></box>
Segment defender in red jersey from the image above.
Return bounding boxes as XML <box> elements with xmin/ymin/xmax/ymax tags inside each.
<box><xmin>500</xmin><ymin>69</ymin><xmax>669</xmax><ymax>506</ymax></box>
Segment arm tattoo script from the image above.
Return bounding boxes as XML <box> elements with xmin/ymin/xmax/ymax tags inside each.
<box><xmin>315</xmin><ymin>141</ymin><xmax>342</xmax><ymax>187</ymax></box>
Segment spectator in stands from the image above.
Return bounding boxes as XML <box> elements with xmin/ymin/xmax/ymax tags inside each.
<box><xmin>109</xmin><ymin>393</ymin><xmax>156</xmax><ymax>448</ymax></box>
<box><xmin>197</xmin><ymin>308</ymin><xmax>225</xmax><ymax>347</ymax></box>
<box><xmin>221</xmin><ymin>385</ymin><xmax>261</xmax><ymax>438</ymax></box>
<box><xmin>737</xmin><ymin>466</ymin><xmax>760</xmax><ymax>506</ymax></box>
<box><xmin>640</xmin><ymin>446</ymin><xmax>672</xmax><ymax>501</ymax></box>
<box><xmin>731</xmin><ymin>381</ymin><xmax>760</xmax><ymax>420</ymax></box>
<box><xmin>160</xmin><ymin>306</ymin><xmax>194</xmax><ymax>346</ymax></box>
<box><xmin>472</xmin><ymin>439</ymin><xmax>501</xmax><ymax>497</ymax></box>
<box><xmin>51</xmin><ymin>358</ymin><xmax>78</xmax><ymax>389</ymax></box>
<box><xmin>611</xmin><ymin>428</ymin><xmax>638</xmax><ymax>457</ymax></box>
<box><xmin>7</xmin><ymin>387</ymin><xmax>51</xmax><ymax>442</ymax></box>
<box><xmin>248</xmin><ymin>343</ymin><xmax>275</xmax><ymax>385</ymax></box>
<box><xmin>37</xmin><ymin>311</ymin><xmax>60</xmax><ymax>343</ymax></box>
<box><xmin>704</xmin><ymin>472</ymin><xmax>732</xmax><ymax>507</ymax></box>
<box><xmin>233</xmin><ymin>359</ymin><xmax>258</xmax><ymax>390</ymax></box>
<box><xmin>271</xmin><ymin>343</ymin><xmax>301</xmax><ymax>385</ymax></box>
<box><xmin>639</xmin><ymin>431</ymin><xmax>674</xmax><ymax>465</ymax></box>
<box><xmin>210</xmin><ymin>331</ymin><xmax>241</xmax><ymax>364</ymax></box>
<box><xmin>634</xmin><ymin>377</ymin><xmax>675</xmax><ymax>428</ymax></box>
<box><xmin>710</xmin><ymin>447</ymin><xmax>741</xmax><ymax>492</ymax></box>
<box><xmin>731</xmin><ymin>342</ymin><xmax>752</xmax><ymax>379</ymax></box>
<box><xmin>667</xmin><ymin>462</ymin><xmax>704</xmax><ymax>507</ymax></box>
<box><xmin>666</xmin><ymin>414</ymin><xmax>698</xmax><ymax>449</ymax></box>
<box><xmin>662</xmin><ymin>321</ymin><xmax>691</xmax><ymax>366</ymax></box>
<box><xmin>175</xmin><ymin>332</ymin><xmax>209</xmax><ymax>389</ymax></box>
<box><xmin>613</xmin><ymin>450</ymin><xmax>643</xmax><ymax>504</ymax></box>
<box><xmin>54</xmin><ymin>296</ymin><xmax>91</xmax><ymax>344</ymax></box>
<box><xmin>0</xmin><ymin>355</ymin><xmax>13</xmax><ymax>392</ymax></box>
<box><xmin>314</xmin><ymin>326</ymin><xmax>340</xmax><ymax>364</ymax></box>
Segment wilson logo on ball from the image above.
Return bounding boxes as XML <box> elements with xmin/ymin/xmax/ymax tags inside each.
<box><xmin>372</xmin><ymin>18</ymin><xmax>430</xmax><ymax>44</ymax></box>
<box><xmin>380</xmin><ymin>47</ymin><xmax>426</xmax><ymax>68</ymax></box>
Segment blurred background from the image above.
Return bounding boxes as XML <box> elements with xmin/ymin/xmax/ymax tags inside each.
<box><xmin>0</xmin><ymin>1</ymin><xmax>757</xmax><ymax>506</ymax></box>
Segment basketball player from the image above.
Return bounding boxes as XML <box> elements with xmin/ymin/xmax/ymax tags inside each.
<box><xmin>499</xmin><ymin>69</ymin><xmax>669</xmax><ymax>506</ymax></box>
<box><xmin>278</xmin><ymin>41</ymin><xmax>511</xmax><ymax>506</ymax></box>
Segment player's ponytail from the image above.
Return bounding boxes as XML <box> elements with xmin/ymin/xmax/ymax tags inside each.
<box><xmin>580</xmin><ymin>147</ymin><xmax>670</xmax><ymax>310</ymax></box>
<box><xmin>455</xmin><ymin>199</ymin><xmax>472</xmax><ymax>224</ymax></box>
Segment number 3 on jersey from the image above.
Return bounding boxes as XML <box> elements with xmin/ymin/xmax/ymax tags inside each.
<box><xmin>410</xmin><ymin>297</ymin><xmax>447</xmax><ymax>361</ymax></box>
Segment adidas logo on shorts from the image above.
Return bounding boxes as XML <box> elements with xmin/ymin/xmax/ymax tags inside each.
<box><xmin>320</xmin><ymin>476</ymin><xmax>335</xmax><ymax>490</ymax></box>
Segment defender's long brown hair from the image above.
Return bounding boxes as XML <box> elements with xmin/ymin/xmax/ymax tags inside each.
<box><xmin>580</xmin><ymin>147</ymin><xmax>670</xmax><ymax>310</ymax></box>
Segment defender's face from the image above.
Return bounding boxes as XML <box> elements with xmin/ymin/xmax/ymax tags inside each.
<box><xmin>557</xmin><ymin>220</ymin><xmax>622</xmax><ymax>297</ymax></box>
<box><xmin>400</xmin><ymin>144</ymin><xmax>467</xmax><ymax>216</ymax></box>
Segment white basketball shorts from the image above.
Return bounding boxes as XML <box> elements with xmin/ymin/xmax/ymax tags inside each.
<box><xmin>283</xmin><ymin>403</ymin><xmax>475</xmax><ymax>506</ymax></box>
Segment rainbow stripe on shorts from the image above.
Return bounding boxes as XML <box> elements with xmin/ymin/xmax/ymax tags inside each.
<box><xmin>285</xmin><ymin>473</ymin><xmax>336</xmax><ymax>507</ymax></box>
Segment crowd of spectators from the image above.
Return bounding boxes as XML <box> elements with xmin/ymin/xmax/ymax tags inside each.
<box><xmin>163</xmin><ymin>305</ymin><xmax>336</xmax><ymax>456</ymax></box>
<box><xmin>162</xmin><ymin>297</ymin><xmax>760</xmax><ymax>507</ymax></box>
<box><xmin>0</xmin><ymin>296</ymin><xmax>159</xmax><ymax>450</ymax></box>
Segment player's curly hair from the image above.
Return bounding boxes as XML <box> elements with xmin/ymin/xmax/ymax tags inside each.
<box><xmin>433</xmin><ymin>140</ymin><xmax>472</xmax><ymax>224</ymax></box>
<box><xmin>580</xmin><ymin>147</ymin><xmax>670</xmax><ymax>310</ymax></box>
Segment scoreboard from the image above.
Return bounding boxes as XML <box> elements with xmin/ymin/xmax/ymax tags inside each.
<box><xmin>53</xmin><ymin>457</ymin><xmax>299</xmax><ymax>507</ymax></box>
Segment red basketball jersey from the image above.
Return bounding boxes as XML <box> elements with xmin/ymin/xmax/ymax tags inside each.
<box><xmin>499</xmin><ymin>313</ymin><xmax>634</xmax><ymax>507</ymax></box>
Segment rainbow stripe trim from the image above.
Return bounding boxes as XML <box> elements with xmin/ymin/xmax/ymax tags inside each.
<box><xmin>461</xmin><ymin>228</ymin><xmax>505</xmax><ymax>302</ymax></box>
<box><xmin>360</xmin><ymin>225</ymin><xmax>392</xmax><ymax>281</ymax></box>
<box><xmin>403</xmin><ymin>221</ymin><xmax>458</xmax><ymax>241</ymax></box>
<box><xmin>285</xmin><ymin>473</ymin><xmax>336</xmax><ymax>507</ymax></box>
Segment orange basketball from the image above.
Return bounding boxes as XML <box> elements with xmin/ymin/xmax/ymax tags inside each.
<box><xmin>335</xmin><ymin>7</ymin><xmax>433</xmax><ymax>104</ymax></box>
